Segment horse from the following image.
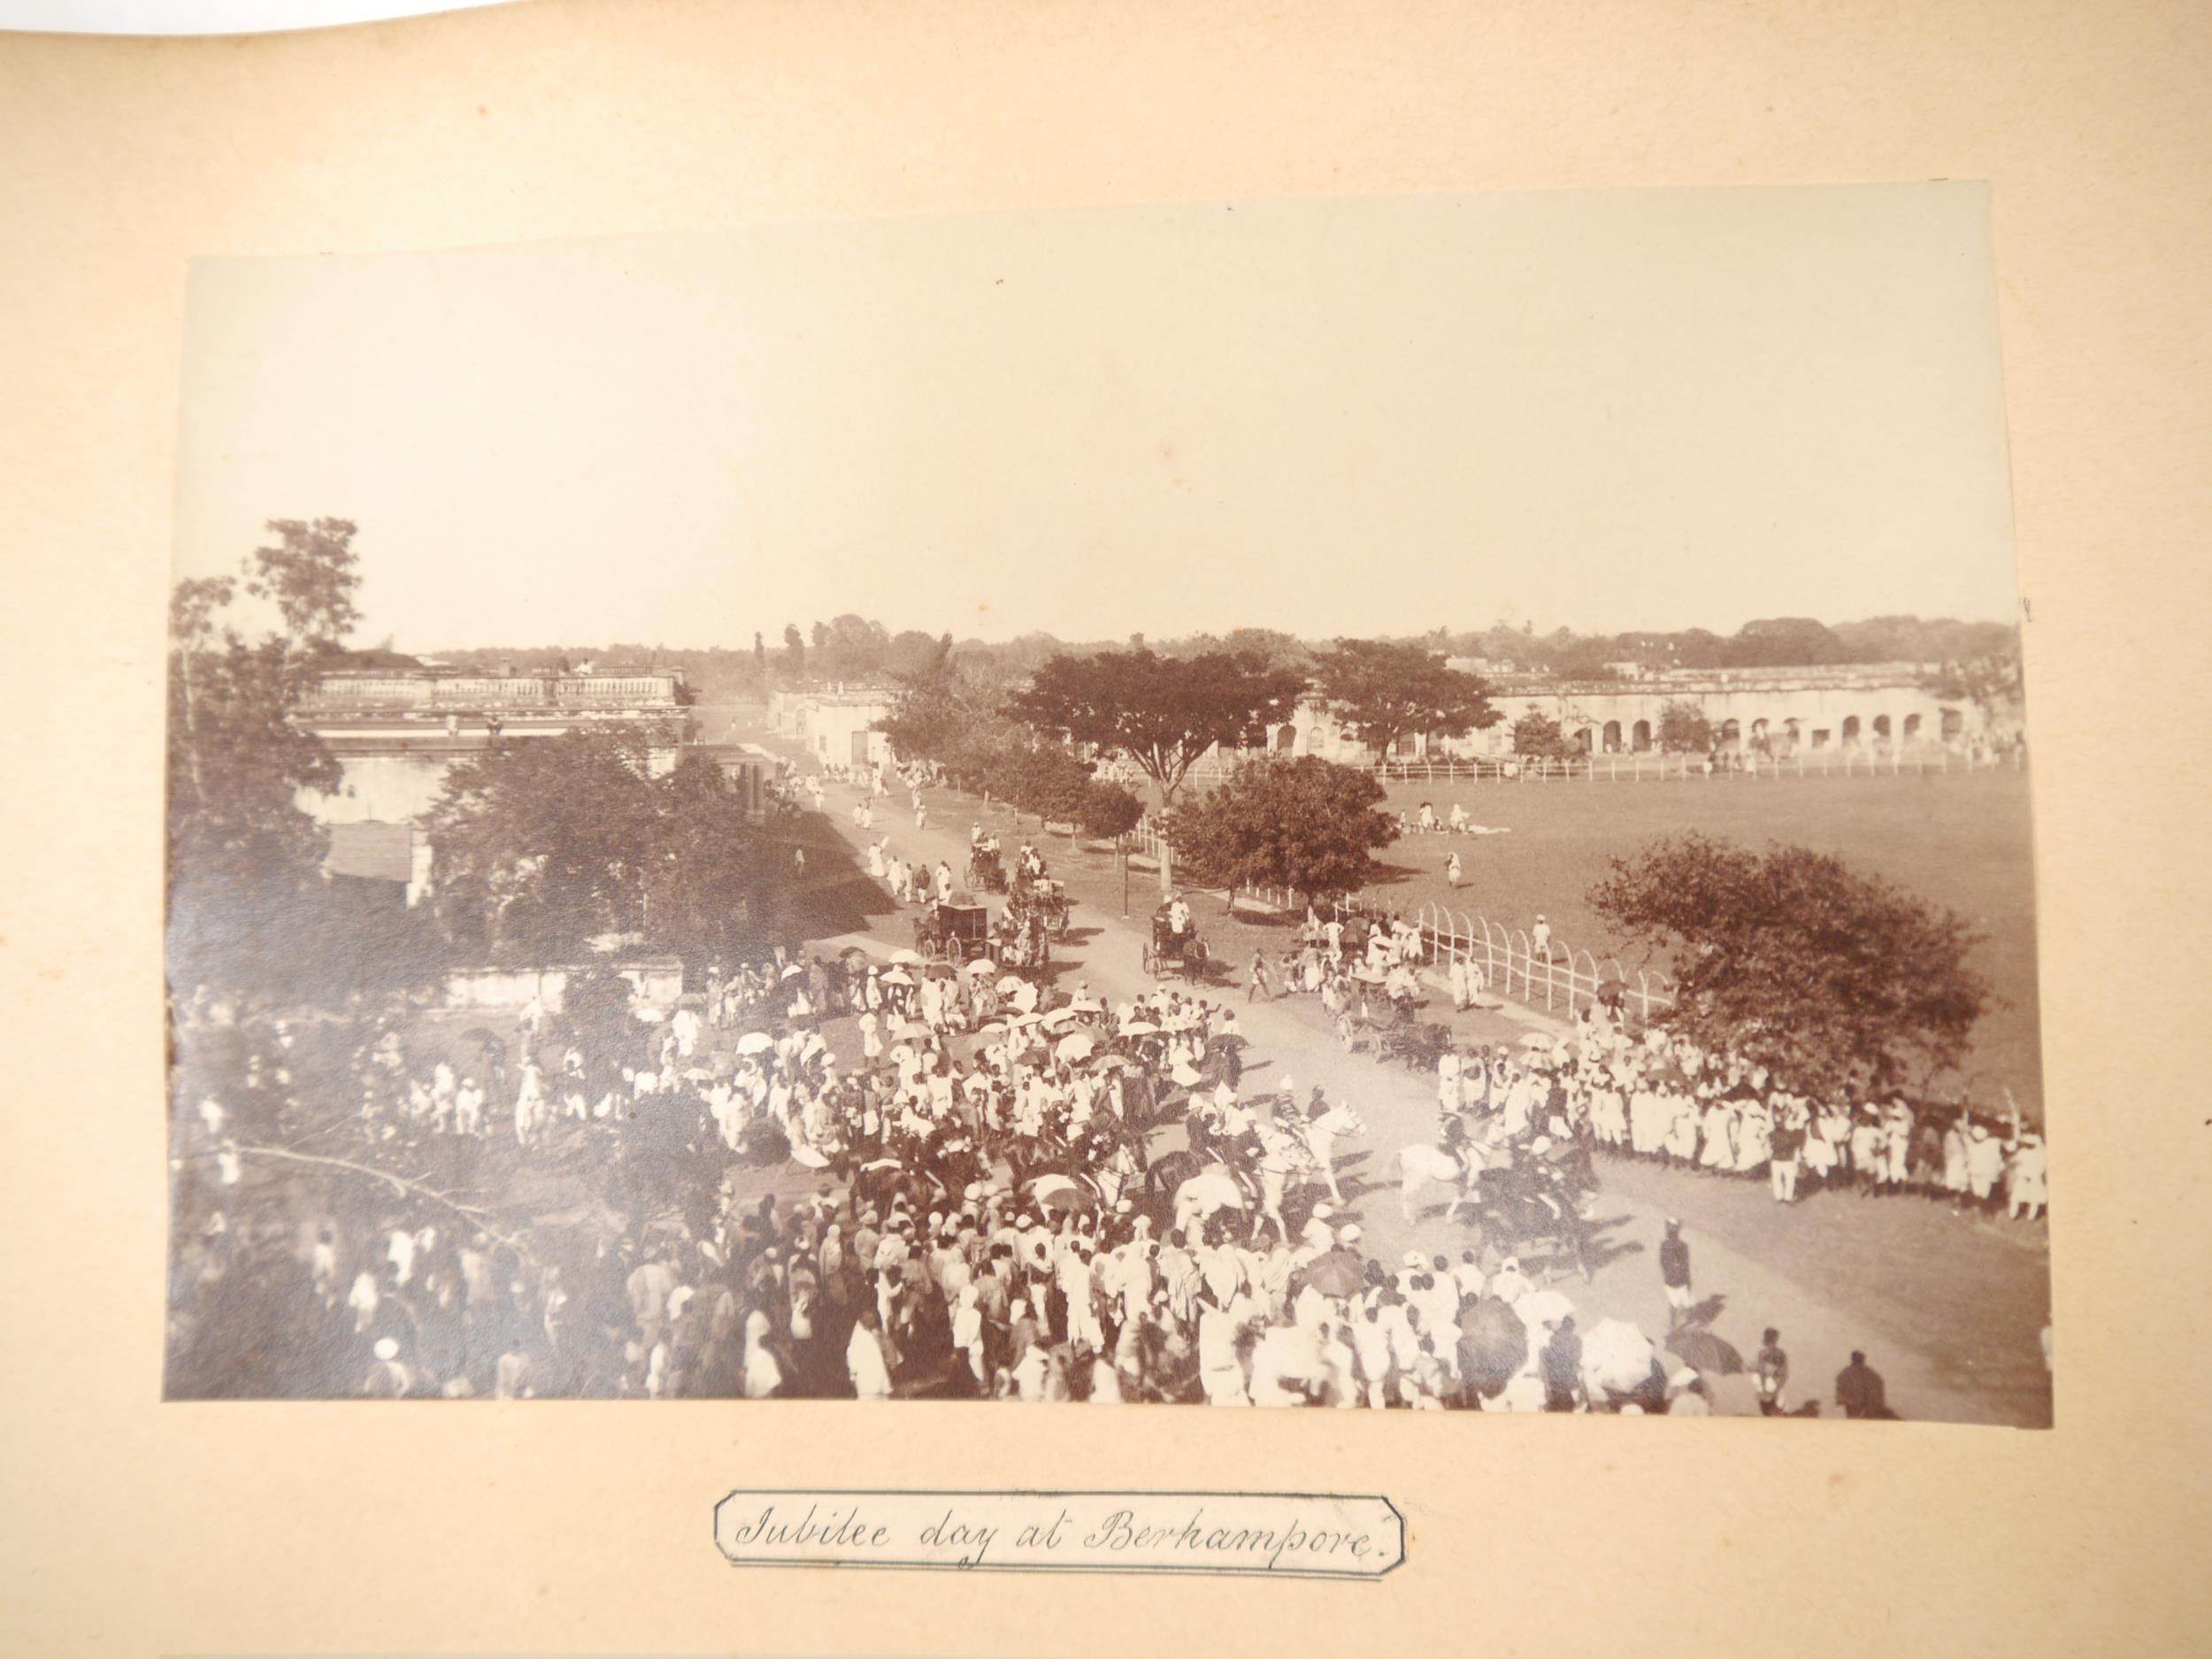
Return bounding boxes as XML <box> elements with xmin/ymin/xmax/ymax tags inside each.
<box><xmin>1472</xmin><ymin>1168</ymin><xmax>1593</xmax><ymax>1282</ymax></box>
<box><xmin>1301</xmin><ymin>1101</ymin><xmax>1367</xmax><ymax>1205</ymax></box>
<box><xmin>1396</xmin><ymin>1136</ymin><xmax>1503</xmax><ymax>1225</ymax></box>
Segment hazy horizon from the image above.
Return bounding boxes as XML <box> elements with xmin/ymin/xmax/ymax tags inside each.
<box><xmin>174</xmin><ymin>186</ymin><xmax>2024</xmax><ymax>652</ymax></box>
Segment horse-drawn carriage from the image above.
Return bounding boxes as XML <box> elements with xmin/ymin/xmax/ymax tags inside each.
<box><xmin>1006</xmin><ymin>872</ymin><xmax>1071</xmax><ymax>936</ymax></box>
<box><xmin>964</xmin><ymin>845</ymin><xmax>1007</xmax><ymax>894</ymax></box>
<box><xmin>1142</xmin><ymin>910</ymin><xmax>1210</xmax><ymax>982</ymax></box>
<box><xmin>914</xmin><ymin>899</ymin><xmax>995</xmax><ymax>965</ymax></box>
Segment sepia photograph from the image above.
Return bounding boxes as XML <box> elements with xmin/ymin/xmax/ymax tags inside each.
<box><xmin>163</xmin><ymin>186</ymin><xmax>2048</xmax><ymax>1422</ymax></box>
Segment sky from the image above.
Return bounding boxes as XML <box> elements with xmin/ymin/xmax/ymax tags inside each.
<box><xmin>172</xmin><ymin>184</ymin><xmax>2024</xmax><ymax>653</ymax></box>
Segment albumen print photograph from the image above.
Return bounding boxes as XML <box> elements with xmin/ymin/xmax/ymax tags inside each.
<box><xmin>164</xmin><ymin>187</ymin><xmax>2049</xmax><ymax>1423</ymax></box>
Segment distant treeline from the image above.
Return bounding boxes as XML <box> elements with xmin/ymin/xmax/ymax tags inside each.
<box><xmin>405</xmin><ymin>612</ymin><xmax>2017</xmax><ymax>699</ymax></box>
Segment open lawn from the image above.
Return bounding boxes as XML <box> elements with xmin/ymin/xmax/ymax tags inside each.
<box><xmin>1363</xmin><ymin>767</ymin><xmax>2045</xmax><ymax>1113</ymax></box>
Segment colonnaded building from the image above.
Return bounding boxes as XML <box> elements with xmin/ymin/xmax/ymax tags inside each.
<box><xmin>1250</xmin><ymin>661</ymin><xmax>1997</xmax><ymax>766</ymax></box>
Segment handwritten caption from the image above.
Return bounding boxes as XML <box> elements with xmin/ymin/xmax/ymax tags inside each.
<box><xmin>712</xmin><ymin>1490</ymin><xmax>1402</xmax><ymax>1578</ymax></box>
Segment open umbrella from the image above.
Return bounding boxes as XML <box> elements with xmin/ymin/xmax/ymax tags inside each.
<box><xmin>1055</xmin><ymin>1033</ymin><xmax>1097</xmax><ymax>1064</ymax></box>
<box><xmin>996</xmin><ymin>975</ymin><xmax>1025</xmax><ymax>995</ymax></box>
<box><xmin>964</xmin><ymin>959</ymin><xmax>995</xmax><ymax>977</ymax></box>
<box><xmin>1121</xmin><ymin>1020</ymin><xmax>1161</xmax><ymax>1036</ymax></box>
<box><xmin>1516</xmin><ymin>1287</ymin><xmax>1578</xmax><ymax>1331</ymax></box>
<box><xmin>781</xmin><ymin>964</ymin><xmax>805</xmax><ymax>979</ymax></box>
<box><xmin>1455</xmin><ymin>1296</ymin><xmax>1532</xmax><ymax>1401</ymax></box>
<box><xmin>1663</xmin><ymin>1327</ymin><xmax>1745</xmax><ymax>1376</ymax></box>
<box><xmin>1519</xmin><ymin>1031</ymin><xmax>1555</xmax><ymax>1050</ymax></box>
<box><xmin>922</xmin><ymin>962</ymin><xmax>959</xmax><ymax>980</ymax></box>
<box><xmin>1041</xmin><ymin>1007</ymin><xmax>1081</xmax><ymax>1030</ymax></box>
<box><xmin>1171</xmin><ymin>1063</ymin><xmax>1205</xmax><ymax>1087</ymax></box>
<box><xmin>1302</xmin><ymin>1251</ymin><xmax>1365</xmax><ymax>1298</ymax></box>
<box><xmin>888</xmin><ymin>1018</ymin><xmax>930</xmax><ymax>1041</ymax></box>
<box><xmin>1028</xmin><ymin>1173</ymin><xmax>1087</xmax><ymax>1212</ymax></box>
<box><xmin>890</xmin><ymin>949</ymin><xmax>923</xmax><ymax>966</ymax></box>
<box><xmin>861</xmin><ymin>1156</ymin><xmax>904</xmax><ymax>1173</ymax></box>
<box><xmin>880</xmin><ymin>969</ymin><xmax>916</xmax><ymax>987</ymax></box>
<box><xmin>1175</xmin><ymin>1171</ymin><xmax>1246</xmax><ymax>1216</ymax></box>
<box><xmin>972</xmin><ymin>1020</ymin><xmax>1008</xmax><ymax>1037</ymax></box>
<box><xmin>1071</xmin><ymin>997</ymin><xmax>1106</xmax><ymax>1014</ymax></box>
<box><xmin>788</xmin><ymin>1145</ymin><xmax>831</xmax><ymax>1169</ymax></box>
<box><xmin>734</xmin><ymin>1031</ymin><xmax>775</xmax><ymax>1056</ymax></box>
<box><xmin>1017</xmin><ymin>1046</ymin><xmax>1049</xmax><ymax>1067</ymax></box>
<box><xmin>1580</xmin><ymin>1317</ymin><xmax>1658</xmax><ymax>1398</ymax></box>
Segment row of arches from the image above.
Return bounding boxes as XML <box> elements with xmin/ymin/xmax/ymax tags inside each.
<box><xmin>1586</xmin><ymin>710</ymin><xmax>1961</xmax><ymax>754</ymax></box>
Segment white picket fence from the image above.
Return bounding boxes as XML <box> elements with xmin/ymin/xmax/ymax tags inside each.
<box><xmin>1173</xmin><ymin>744</ymin><xmax>2006</xmax><ymax>787</ymax></box>
<box><xmin>1128</xmin><ymin>818</ymin><xmax>1676</xmax><ymax>1022</ymax></box>
<box><xmin>1407</xmin><ymin>901</ymin><xmax>1677</xmax><ymax>1024</ymax></box>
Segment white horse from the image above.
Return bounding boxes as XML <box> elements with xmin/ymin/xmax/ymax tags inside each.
<box><xmin>1397</xmin><ymin>1138</ymin><xmax>1500</xmax><ymax>1225</ymax></box>
<box><xmin>1302</xmin><ymin>1102</ymin><xmax>1368</xmax><ymax>1205</ymax></box>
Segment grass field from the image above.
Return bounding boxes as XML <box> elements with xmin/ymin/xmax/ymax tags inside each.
<box><xmin>1362</xmin><ymin>766</ymin><xmax>2045</xmax><ymax>1113</ymax></box>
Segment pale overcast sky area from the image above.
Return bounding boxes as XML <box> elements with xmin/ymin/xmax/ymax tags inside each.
<box><xmin>173</xmin><ymin>186</ymin><xmax>2024</xmax><ymax>653</ymax></box>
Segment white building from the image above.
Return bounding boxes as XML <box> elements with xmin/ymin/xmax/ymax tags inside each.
<box><xmin>767</xmin><ymin>687</ymin><xmax>898</xmax><ymax>766</ymax></box>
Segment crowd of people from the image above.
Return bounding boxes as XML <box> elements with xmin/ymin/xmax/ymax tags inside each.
<box><xmin>164</xmin><ymin>753</ymin><xmax>2033</xmax><ymax>1413</ymax></box>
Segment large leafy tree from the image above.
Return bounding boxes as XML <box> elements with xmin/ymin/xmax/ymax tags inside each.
<box><xmin>428</xmin><ymin>734</ymin><xmax>776</xmax><ymax>966</ymax></box>
<box><xmin>1310</xmin><ymin>638</ymin><xmax>1498</xmax><ymax>763</ymax></box>
<box><xmin>1590</xmin><ymin>833</ymin><xmax>1990</xmax><ymax>1097</ymax></box>
<box><xmin>167</xmin><ymin>520</ymin><xmax>371</xmax><ymax>996</ymax></box>
<box><xmin>1161</xmin><ymin>757</ymin><xmax>1398</xmax><ymax>913</ymax></box>
<box><xmin>1655</xmin><ymin>698</ymin><xmax>1715</xmax><ymax>754</ymax></box>
<box><xmin>1511</xmin><ymin>710</ymin><xmax>1570</xmax><ymax>758</ymax></box>
<box><xmin>426</xmin><ymin>731</ymin><xmax>668</xmax><ymax>961</ymax></box>
<box><xmin>1007</xmin><ymin>648</ymin><xmax>1307</xmax><ymax>807</ymax></box>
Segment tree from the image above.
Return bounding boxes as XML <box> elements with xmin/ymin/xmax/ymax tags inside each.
<box><xmin>781</xmin><ymin>624</ymin><xmax>805</xmax><ymax>678</ymax></box>
<box><xmin>1007</xmin><ymin>648</ymin><xmax>1307</xmax><ymax>807</ymax></box>
<box><xmin>1589</xmin><ymin>833</ymin><xmax>1990</xmax><ymax>1097</ymax></box>
<box><xmin>1511</xmin><ymin>711</ymin><xmax>1569</xmax><ymax>758</ymax></box>
<box><xmin>1310</xmin><ymin>638</ymin><xmax>1499</xmax><ymax>763</ymax></box>
<box><xmin>753</xmin><ymin>632</ymin><xmax>767</xmax><ymax>677</ymax></box>
<box><xmin>1161</xmin><ymin>757</ymin><xmax>1398</xmax><ymax>912</ymax></box>
<box><xmin>1655</xmin><ymin>698</ymin><xmax>1715</xmax><ymax>754</ymax></box>
<box><xmin>426</xmin><ymin>731</ymin><xmax>666</xmax><ymax>960</ymax></box>
<box><xmin>427</xmin><ymin>733</ymin><xmax>776</xmax><ymax>966</ymax></box>
<box><xmin>167</xmin><ymin>522</ymin><xmax>365</xmax><ymax>996</ymax></box>
<box><xmin>1077</xmin><ymin>780</ymin><xmax>1144</xmax><ymax>841</ymax></box>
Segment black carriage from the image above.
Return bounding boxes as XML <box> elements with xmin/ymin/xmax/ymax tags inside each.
<box><xmin>1028</xmin><ymin>877</ymin><xmax>1072</xmax><ymax>937</ymax></box>
<box><xmin>915</xmin><ymin>900</ymin><xmax>995</xmax><ymax>965</ymax></box>
<box><xmin>965</xmin><ymin>846</ymin><xmax>1007</xmax><ymax>894</ymax></box>
<box><xmin>1142</xmin><ymin>910</ymin><xmax>1210</xmax><ymax>981</ymax></box>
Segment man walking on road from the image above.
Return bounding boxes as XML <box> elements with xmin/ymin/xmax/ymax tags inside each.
<box><xmin>1658</xmin><ymin>1218</ymin><xmax>1693</xmax><ymax>1327</ymax></box>
<box><xmin>1247</xmin><ymin>950</ymin><xmax>1273</xmax><ymax>1003</ymax></box>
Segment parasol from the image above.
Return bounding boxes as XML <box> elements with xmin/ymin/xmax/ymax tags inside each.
<box><xmin>1663</xmin><ymin>1327</ymin><xmax>1745</xmax><ymax>1376</ymax></box>
<box><xmin>1041</xmin><ymin>1007</ymin><xmax>1081</xmax><ymax>1029</ymax></box>
<box><xmin>1122</xmin><ymin>1021</ymin><xmax>1161</xmax><ymax>1036</ymax></box>
<box><xmin>1055</xmin><ymin>1033</ymin><xmax>1097</xmax><ymax>1064</ymax></box>
<box><xmin>997</xmin><ymin>976</ymin><xmax>1025</xmax><ymax>995</ymax></box>
<box><xmin>964</xmin><ymin>959</ymin><xmax>996</xmax><ymax>977</ymax></box>
<box><xmin>1027</xmin><ymin>1173</ymin><xmax>1088</xmax><ymax>1212</ymax></box>
<box><xmin>891</xmin><ymin>949</ymin><xmax>924</xmax><ymax>966</ymax></box>
<box><xmin>1302</xmin><ymin>1251</ymin><xmax>1364</xmax><ymax>1298</ymax></box>
<box><xmin>1455</xmin><ymin>1296</ymin><xmax>1532</xmax><ymax>1401</ymax></box>
<box><xmin>1579</xmin><ymin>1317</ymin><xmax>1658</xmax><ymax>1398</ymax></box>
<box><xmin>922</xmin><ymin>962</ymin><xmax>959</xmax><ymax>980</ymax></box>
<box><xmin>1516</xmin><ymin>1287</ymin><xmax>1578</xmax><ymax>1330</ymax></box>
<box><xmin>888</xmin><ymin>1018</ymin><xmax>930</xmax><ymax>1041</ymax></box>
<box><xmin>781</xmin><ymin>964</ymin><xmax>804</xmax><ymax>979</ymax></box>
<box><xmin>1171</xmin><ymin>1063</ymin><xmax>1204</xmax><ymax>1087</ymax></box>
<box><xmin>1175</xmin><ymin>1171</ymin><xmax>1246</xmax><ymax>1215</ymax></box>
<box><xmin>879</xmin><ymin>970</ymin><xmax>916</xmax><ymax>987</ymax></box>
<box><xmin>788</xmin><ymin>1146</ymin><xmax>831</xmax><ymax>1169</ymax></box>
<box><xmin>734</xmin><ymin>1032</ymin><xmax>775</xmax><ymax>1056</ymax></box>
<box><xmin>1071</xmin><ymin>997</ymin><xmax>1106</xmax><ymax>1014</ymax></box>
<box><xmin>1520</xmin><ymin>1031</ymin><xmax>1555</xmax><ymax>1050</ymax></box>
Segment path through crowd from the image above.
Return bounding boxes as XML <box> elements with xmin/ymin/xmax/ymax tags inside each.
<box><xmin>737</xmin><ymin>712</ymin><xmax>2050</xmax><ymax>1425</ymax></box>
